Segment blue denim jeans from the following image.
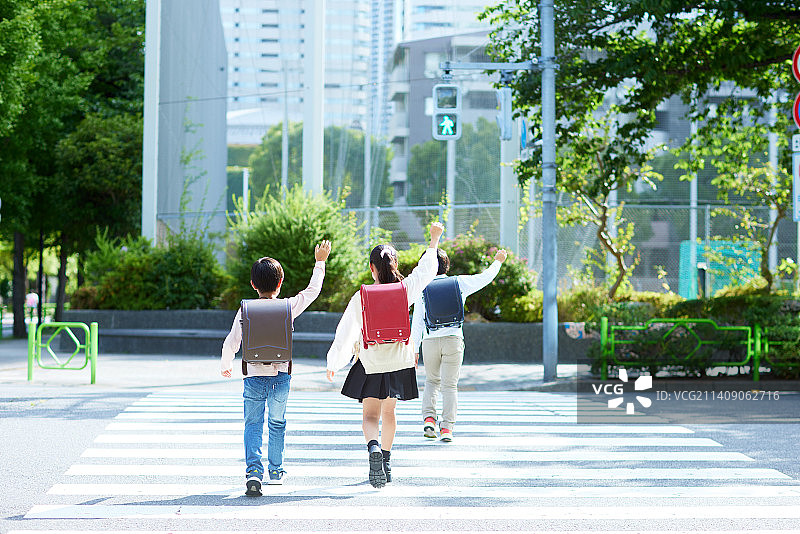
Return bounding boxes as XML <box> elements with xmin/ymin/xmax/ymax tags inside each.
<box><xmin>243</xmin><ymin>372</ymin><xmax>291</xmax><ymax>479</ymax></box>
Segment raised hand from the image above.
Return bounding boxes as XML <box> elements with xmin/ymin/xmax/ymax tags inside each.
<box><xmin>315</xmin><ymin>240</ymin><xmax>332</xmax><ymax>261</ymax></box>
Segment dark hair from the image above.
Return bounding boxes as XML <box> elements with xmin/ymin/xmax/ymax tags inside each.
<box><xmin>435</xmin><ymin>249</ymin><xmax>449</xmax><ymax>275</ymax></box>
<box><xmin>369</xmin><ymin>245</ymin><xmax>404</xmax><ymax>284</ymax></box>
<box><xmin>250</xmin><ymin>257</ymin><xmax>284</xmax><ymax>294</ymax></box>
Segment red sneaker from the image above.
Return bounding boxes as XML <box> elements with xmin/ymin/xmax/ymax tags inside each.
<box><xmin>423</xmin><ymin>417</ymin><xmax>436</xmax><ymax>439</ymax></box>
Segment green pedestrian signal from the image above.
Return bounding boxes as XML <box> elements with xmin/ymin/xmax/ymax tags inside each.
<box><xmin>432</xmin><ymin>84</ymin><xmax>462</xmax><ymax>141</ymax></box>
<box><xmin>434</xmin><ymin>113</ymin><xmax>460</xmax><ymax>139</ymax></box>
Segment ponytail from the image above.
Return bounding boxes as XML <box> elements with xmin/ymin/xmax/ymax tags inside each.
<box><xmin>369</xmin><ymin>245</ymin><xmax>404</xmax><ymax>284</ymax></box>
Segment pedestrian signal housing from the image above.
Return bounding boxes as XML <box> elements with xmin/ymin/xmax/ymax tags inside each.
<box><xmin>432</xmin><ymin>84</ymin><xmax>462</xmax><ymax>140</ymax></box>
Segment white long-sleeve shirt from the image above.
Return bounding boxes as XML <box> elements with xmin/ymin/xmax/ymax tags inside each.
<box><xmin>409</xmin><ymin>260</ymin><xmax>502</xmax><ymax>352</ymax></box>
<box><xmin>326</xmin><ymin>247</ymin><xmax>438</xmax><ymax>374</ymax></box>
<box><xmin>221</xmin><ymin>261</ymin><xmax>326</xmax><ymax>377</ymax></box>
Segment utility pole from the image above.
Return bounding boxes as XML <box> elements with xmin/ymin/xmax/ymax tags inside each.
<box><xmin>446</xmin><ymin>139</ymin><xmax>456</xmax><ymax>239</ymax></box>
<box><xmin>540</xmin><ymin>0</ymin><xmax>558</xmax><ymax>383</ymax></box>
<box><xmin>364</xmin><ymin>120</ymin><xmax>372</xmax><ymax>239</ymax></box>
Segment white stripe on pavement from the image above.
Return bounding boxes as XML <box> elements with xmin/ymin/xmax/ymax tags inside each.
<box><xmin>80</xmin><ymin>448</ymin><xmax>752</xmax><ymax>462</ymax></box>
<box><xmin>10</xmin><ymin>531</ymin><xmax>800</xmax><ymax>534</ymax></box>
<box><xmin>104</xmin><ymin>422</ymin><xmax>694</xmax><ymax>433</ymax></box>
<box><xmin>122</xmin><ymin>406</ymin><xmax>584</xmax><ymax>421</ymax></box>
<box><xmin>23</xmin><ymin>504</ymin><xmax>800</xmax><ymax>520</ymax></box>
<box><xmin>64</xmin><ymin>464</ymin><xmax>789</xmax><ymax>479</ymax></box>
<box><xmin>93</xmin><ymin>434</ymin><xmax>723</xmax><ymax>447</ymax></box>
<box><xmin>45</xmin><ymin>483</ymin><xmax>800</xmax><ymax>498</ymax></box>
<box><xmin>17</xmin><ymin>531</ymin><xmax>800</xmax><ymax>534</ymax></box>
<box><xmin>114</xmin><ymin>411</ymin><xmax>584</xmax><ymax>423</ymax></box>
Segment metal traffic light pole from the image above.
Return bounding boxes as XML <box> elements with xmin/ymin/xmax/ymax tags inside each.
<box><xmin>438</xmin><ymin>55</ymin><xmax>558</xmax><ymax>382</ymax></box>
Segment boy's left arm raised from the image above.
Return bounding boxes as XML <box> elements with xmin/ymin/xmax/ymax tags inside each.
<box><xmin>289</xmin><ymin>240</ymin><xmax>331</xmax><ymax>317</ymax></box>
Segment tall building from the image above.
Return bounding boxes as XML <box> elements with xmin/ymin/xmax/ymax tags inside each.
<box><xmin>219</xmin><ymin>0</ymin><xmax>372</xmax><ymax>145</ymax></box>
<box><xmin>401</xmin><ymin>0</ymin><xmax>490</xmax><ymax>42</ymax></box>
<box><xmin>369</xmin><ymin>0</ymin><xmax>401</xmax><ymax>137</ymax></box>
<box><xmin>388</xmin><ymin>32</ymin><xmax>496</xmax><ymax>203</ymax></box>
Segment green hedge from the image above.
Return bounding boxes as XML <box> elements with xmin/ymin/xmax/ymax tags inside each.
<box><xmin>73</xmin><ymin>233</ymin><xmax>226</xmax><ymax>310</ymax></box>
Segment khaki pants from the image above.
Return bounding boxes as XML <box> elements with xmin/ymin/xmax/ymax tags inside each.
<box><xmin>421</xmin><ymin>336</ymin><xmax>464</xmax><ymax>431</ymax></box>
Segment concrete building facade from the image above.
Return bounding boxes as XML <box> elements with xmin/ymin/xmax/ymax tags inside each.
<box><xmin>154</xmin><ymin>0</ymin><xmax>229</xmax><ymax>241</ymax></box>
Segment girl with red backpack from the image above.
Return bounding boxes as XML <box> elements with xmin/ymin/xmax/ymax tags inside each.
<box><xmin>326</xmin><ymin>221</ymin><xmax>444</xmax><ymax>488</ymax></box>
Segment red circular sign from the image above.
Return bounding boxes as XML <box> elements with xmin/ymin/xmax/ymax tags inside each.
<box><xmin>794</xmin><ymin>92</ymin><xmax>800</xmax><ymax>129</ymax></box>
<box><xmin>794</xmin><ymin>44</ymin><xmax>800</xmax><ymax>83</ymax></box>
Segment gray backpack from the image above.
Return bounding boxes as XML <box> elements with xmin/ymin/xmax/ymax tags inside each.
<box><xmin>240</xmin><ymin>298</ymin><xmax>293</xmax><ymax>375</ymax></box>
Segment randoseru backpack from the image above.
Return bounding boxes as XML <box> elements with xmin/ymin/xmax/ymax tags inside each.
<box><xmin>360</xmin><ymin>281</ymin><xmax>411</xmax><ymax>350</ymax></box>
<box><xmin>240</xmin><ymin>298</ymin><xmax>293</xmax><ymax>375</ymax></box>
<box><xmin>422</xmin><ymin>277</ymin><xmax>464</xmax><ymax>332</ymax></box>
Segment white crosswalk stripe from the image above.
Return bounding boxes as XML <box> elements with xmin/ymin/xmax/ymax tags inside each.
<box><xmin>13</xmin><ymin>390</ymin><xmax>800</xmax><ymax>533</ymax></box>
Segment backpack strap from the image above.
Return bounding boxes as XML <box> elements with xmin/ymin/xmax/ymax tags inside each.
<box><xmin>242</xmin><ymin>359</ymin><xmax>248</xmax><ymax>376</ymax></box>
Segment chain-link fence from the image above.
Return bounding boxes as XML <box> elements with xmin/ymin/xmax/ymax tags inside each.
<box><xmin>158</xmin><ymin>200</ymin><xmax>800</xmax><ymax>297</ymax></box>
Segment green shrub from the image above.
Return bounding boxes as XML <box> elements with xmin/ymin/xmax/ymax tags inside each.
<box><xmin>83</xmin><ymin>230</ymin><xmax>151</xmax><ymax>286</ymax></box>
<box><xmin>326</xmin><ymin>233</ymin><xmax>538</xmax><ymax>322</ymax></box>
<box><xmin>226</xmin><ymin>186</ymin><xmax>367</xmax><ymax>311</ymax></box>
<box><xmin>70</xmin><ymin>286</ymin><xmax>98</xmax><ymax>309</ymax></box>
<box><xmin>438</xmin><ymin>234</ymin><xmax>536</xmax><ymax>322</ymax></box>
<box><xmin>75</xmin><ymin>233</ymin><xmax>226</xmax><ymax>310</ymax></box>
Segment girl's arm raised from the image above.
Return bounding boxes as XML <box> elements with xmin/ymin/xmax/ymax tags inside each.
<box><xmin>403</xmin><ymin>222</ymin><xmax>445</xmax><ymax>307</ymax></box>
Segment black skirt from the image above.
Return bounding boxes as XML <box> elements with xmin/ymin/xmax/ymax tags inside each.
<box><xmin>341</xmin><ymin>359</ymin><xmax>419</xmax><ymax>401</ymax></box>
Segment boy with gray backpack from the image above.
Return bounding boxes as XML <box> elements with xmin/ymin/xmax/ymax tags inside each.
<box><xmin>410</xmin><ymin>247</ymin><xmax>506</xmax><ymax>442</ymax></box>
<box><xmin>221</xmin><ymin>240</ymin><xmax>331</xmax><ymax>496</ymax></box>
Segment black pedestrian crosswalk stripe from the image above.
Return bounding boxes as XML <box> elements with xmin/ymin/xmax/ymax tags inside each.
<box><xmin>9</xmin><ymin>390</ymin><xmax>800</xmax><ymax>532</ymax></box>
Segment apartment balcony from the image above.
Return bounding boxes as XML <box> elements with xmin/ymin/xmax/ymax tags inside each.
<box><xmin>389</xmin><ymin>111</ymin><xmax>409</xmax><ymax>142</ymax></box>
<box><xmin>389</xmin><ymin>81</ymin><xmax>410</xmax><ymax>101</ymax></box>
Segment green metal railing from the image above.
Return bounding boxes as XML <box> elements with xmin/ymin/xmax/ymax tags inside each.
<box><xmin>600</xmin><ymin>316</ymin><xmax>755</xmax><ymax>381</ymax></box>
<box><xmin>28</xmin><ymin>321</ymin><xmax>98</xmax><ymax>384</ymax></box>
<box><xmin>754</xmin><ymin>325</ymin><xmax>800</xmax><ymax>381</ymax></box>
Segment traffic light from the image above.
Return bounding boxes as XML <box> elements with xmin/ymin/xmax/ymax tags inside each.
<box><xmin>496</xmin><ymin>87</ymin><xmax>512</xmax><ymax>141</ymax></box>
<box><xmin>432</xmin><ymin>84</ymin><xmax>461</xmax><ymax>140</ymax></box>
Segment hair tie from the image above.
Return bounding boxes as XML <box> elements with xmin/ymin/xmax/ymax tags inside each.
<box><xmin>380</xmin><ymin>247</ymin><xmax>394</xmax><ymax>259</ymax></box>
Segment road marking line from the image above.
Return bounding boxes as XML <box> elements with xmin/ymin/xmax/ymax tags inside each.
<box><xmin>93</xmin><ymin>434</ymin><xmax>723</xmax><ymax>447</ymax></box>
<box><xmin>79</xmin><ymin>448</ymin><xmax>752</xmax><ymax>462</ymax></box>
<box><xmin>104</xmin><ymin>422</ymin><xmax>695</xmax><ymax>433</ymax></box>
<box><xmin>114</xmin><ymin>412</ymin><xmax>584</xmax><ymax>423</ymax></box>
<box><xmin>46</xmin><ymin>483</ymin><xmax>800</xmax><ymax>498</ymax></box>
<box><xmin>64</xmin><ymin>465</ymin><xmax>789</xmax><ymax>479</ymax></box>
<box><xmin>23</xmin><ymin>504</ymin><xmax>800</xmax><ymax>520</ymax></box>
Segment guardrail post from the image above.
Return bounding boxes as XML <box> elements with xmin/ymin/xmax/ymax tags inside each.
<box><xmin>27</xmin><ymin>322</ymin><xmax>36</xmax><ymax>381</ymax></box>
<box><xmin>90</xmin><ymin>321</ymin><xmax>98</xmax><ymax>384</ymax></box>
<box><xmin>753</xmin><ymin>324</ymin><xmax>761</xmax><ymax>382</ymax></box>
<box><xmin>600</xmin><ymin>316</ymin><xmax>608</xmax><ymax>380</ymax></box>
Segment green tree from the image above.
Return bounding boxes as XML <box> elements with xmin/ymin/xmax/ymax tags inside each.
<box><xmin>248</xmin><ymin>122</ymin><xmax>393</xmax><ymax>208</ymax></box>
<box><xmin>0</xmin><ymin>1</ymin><xmax>39</xmax><ymax>138</ymax></box>
<box><xmin>480</xmin><ymin>1</ymin><xmax>797</xmax><ymax>154</ymax></box>
<box><xmin>481</xmin><ymin>1</ymin><xmax>797</xmax><ymax>294</ymax></box>
<box><xmin>526</xmin><ymin>113</ymin><xmax>662</xmax><ymax>300</ymax></box>
<box><xmin>684</xmin><ymin>116</ymin><xmax>792</xmax><ymax>292</ymax></box>
<box><xmin>1</xmin><ymin>0</ymin><xmax>145</xmax><ymax>328</ymax></box>
<box><xmin>406</xmin><ymin>117</ymin><xmax>500</xmax><ymax>206</ymax></box>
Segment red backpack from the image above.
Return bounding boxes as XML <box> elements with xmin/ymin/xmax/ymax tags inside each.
<box><xmin>360</xmin><ymin>281</ymin><xmax>411</xmax><ymax>350</ymax></box>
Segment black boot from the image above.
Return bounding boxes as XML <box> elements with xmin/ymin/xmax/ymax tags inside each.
<box><xmin>367</xmin><ymin>440</ymin><xmax>386</xmax><ymax>488</ymax></box>
<box><xmin>381</xmin><ymin>449</ymin><xmax>391</xmax><ymax>483</ymax></box>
